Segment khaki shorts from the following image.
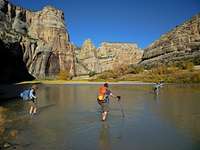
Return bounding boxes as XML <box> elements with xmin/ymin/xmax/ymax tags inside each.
<box><xmin>101</xmin><ymin>103</ymin><xmax>109</xmax><ymax>112</ymax></box>
<box><xmin>97</xmin><ymin>98</ymin><xmax>110</xmax><ymax>112</ymax></box>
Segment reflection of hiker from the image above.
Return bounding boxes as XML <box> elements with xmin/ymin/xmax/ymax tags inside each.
<box><xmin>154</xmin><ymin>81</ymin><xmax>163</xmax><ymax>95</ymax></box>
<box><xmin>99</xmin><ymin>122</ymin><xmax>111</xmax><ymax>150</ymax></box>
<box><xmin>97</xmin><ymin>83</ymin><xmax>120</xmax><ymax>121</ymax></box>
<box><xmin>19</xmin><ymin>85</ymin><xmax>38</xmax><ymax>115</ymax></box>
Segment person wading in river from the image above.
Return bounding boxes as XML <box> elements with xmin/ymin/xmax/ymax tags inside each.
<box><xmin>20</xmin><ymin>84</ymin><xmax>38</xmax><ymax>115</ymax></box>
<box><xmin>154</xmin><ymin>81</ymin><xmax>164</xmax><ymax>95</ymax></box>
<box><xmin>97</xmin><ymin>83</ymin><xmax>120</xmax><ymax>121</ymax></box>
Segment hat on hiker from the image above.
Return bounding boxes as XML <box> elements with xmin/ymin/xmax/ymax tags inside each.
<box><xmin>104</xmin><ymin>83</ymin><xmax>108</xmax><ymax>87</ymax></box>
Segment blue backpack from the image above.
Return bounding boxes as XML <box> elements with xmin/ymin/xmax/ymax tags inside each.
<box><xmin>20</xmin><ymin>89</ymin><xmax>31</xmax><ymax>101</ymax></box>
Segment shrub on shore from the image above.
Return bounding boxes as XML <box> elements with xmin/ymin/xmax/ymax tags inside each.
<box><xmin>89</xmin><ymin>71</ymin><xmax>96</xmax><ymax>77</ymax></box>
<box><xmin>175</xmin><ymin>61</ymin><xmax>194</xmax><ymax>70</ymax></box>
<box><xmin>57</xmin><ymin>70</ymin><xmax>71</xmax><ymax>80</ymax></box>
<box><xmin>96</xmin><ymin>70</ymin><xmax>118</xmax><ymax>80</ymax></box>
<box><xmin>94</xmin><ymin>61</ymin><xmax>200</xmax><ymax>83</ymax></box>
<box><xmin>126</xmin><ymin>65</ymin><xmax>144</xmax><ymax>74</ymax></box>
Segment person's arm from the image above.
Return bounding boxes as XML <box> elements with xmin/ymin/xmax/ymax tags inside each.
<box><xmin>29</xmin><ymin>89</ymin><xmax>37</xmax><ymax>99</ymax></box>
<box><xmin>109</xmin><ymin>90</ymin><xmax>120</xmax><ymax>100</ymax></box>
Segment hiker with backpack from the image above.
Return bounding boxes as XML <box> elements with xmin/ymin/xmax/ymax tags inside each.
<box><xmin>97</xmin><ymin>83</ymin><xmax>120</xmax><ymax>121</ymax></box>
<box><xmin>19</xmin><ymin>84</ymin><xmax>38</xmax><ymax>115</ymax></box>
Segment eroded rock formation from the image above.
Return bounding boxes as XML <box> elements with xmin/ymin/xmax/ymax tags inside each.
<box><xmin>1</xmin><ymin>0</ymin><xmax>199</xmax><ymax>82</ymax></box>
<box><xmin>75</xmin><ymin>40</ymin><xmax>143</xmax><ymax>75</ymax></box>
<box><xmin>140</xmin><ymin>13</ymin><xmax>200</xmax><ymax>67</ymax></box>
<box><xmin>0</xmin><ymin>0</ymin><xmax>74</xmax><ymax>82</ymax></box>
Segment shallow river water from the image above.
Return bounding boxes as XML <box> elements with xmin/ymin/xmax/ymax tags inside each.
<box><xmin>0</xmin><ymin>83</ymin><xmax>200</xmax><ymax>150</ymax></box>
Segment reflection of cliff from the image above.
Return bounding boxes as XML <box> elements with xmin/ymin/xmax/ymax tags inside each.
<box><xmin>0</xmin><ymin>107</ymin><xmax>7</xmax><ymax>140</ymax></box>
<box><xmin>154</xmin><ymin>87</ymin><xmax>200</xmax><ymax>142</ymax></box>
<box><xmin>0</xmin><ymin>104</ymin><xmax>30</xmax><ymax>148</ymax></box>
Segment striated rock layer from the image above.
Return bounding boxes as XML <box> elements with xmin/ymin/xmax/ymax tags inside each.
<box><xmin>75</xmin><ymin>39</ymin><xmax>143</xmax><ymax>75</ymax></box>
<box><xmin>140</xmin><ymin>13</ymin><xmax>200</xmax><ymax>67</ymax></box>
<box><xmin>0</xmin><ymin>0</ymin><xmax>74</xmax><ymax>82</ymax></box>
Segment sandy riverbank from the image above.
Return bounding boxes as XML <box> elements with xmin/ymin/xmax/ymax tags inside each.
<box><xmin>17</xmin><ymin>80</ymin><xmax>155</xmax><ymax>85</ymax></box>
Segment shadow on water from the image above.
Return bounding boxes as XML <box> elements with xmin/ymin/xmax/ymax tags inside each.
<box><xmin>0</xmin><ymin>100</ymin><xmax>31</xmax><ymax>149</ymax></box>
<box><xmin>0</xmin><ymin>83</ymin><xmax>42</xmax><ymax>149</ymax></box>
<box><xmin>0</xmin><ymin>83</ymin><xmax>41</xmax><ymax>101</ymax></box>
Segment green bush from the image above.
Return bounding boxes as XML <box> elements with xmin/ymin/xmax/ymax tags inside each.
<box><xmin>193</xmin><ymin>57</ymin><xmax>200</xmax><ymax>65</ymax></box>
<box><xmin>89</xmin><ymin>71</ymin><xmax>96</xmax><ymax>77</ymax></box>
<box><xmin>126</xmin><ymin>65</ymin><xmax>144</xmax><ymax>74</ymax></box>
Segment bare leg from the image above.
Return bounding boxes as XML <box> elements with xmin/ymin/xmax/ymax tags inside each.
<box><xmin>29</xmin><ymin>106</ymin><xmax>33</xmax><ymax>115</ymax></box>
<box><xmin>33</xmin><ymin>99</ymin><xmax>37</xmax><ymax>114</ymax></box>
<box><xmin>102</xmin><ymin>111</ymin><xmax>108</xmax><ymax>121</ymax></box>
<box><xmin>33</xmin><ymin>107</ymin><xmax>37</xmax><ymax>114</ymax></box>
<box><xmin>156</xmin><ymin>89</ymin><xmax>159</xmax><ymax>95</ymax></box>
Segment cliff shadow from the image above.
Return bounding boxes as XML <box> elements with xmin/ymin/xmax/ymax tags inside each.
<box><xmin>0</xmin><ymin>39</ymin><xmax>35</xmax><ymax>84</ymax></box>
<box><xmin>0</xmin><ymin>83</ymin><xmax>41</xmax><ymax>102</ymax></box>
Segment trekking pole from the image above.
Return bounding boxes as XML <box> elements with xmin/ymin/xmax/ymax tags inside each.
<box><xmin>116</xmin><ymin>96</ymin><xmax>125</xmax><ymax>118</ymax></box>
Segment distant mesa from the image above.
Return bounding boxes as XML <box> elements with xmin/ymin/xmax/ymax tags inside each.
<box><xmin>75</xmin><ymin>39</ymin><xmax>142</xmax><ymax>76</ymax></box>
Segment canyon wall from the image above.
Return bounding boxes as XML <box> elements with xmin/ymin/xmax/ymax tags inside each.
<box><xmin>75</xmin><ymin>39</ymin><xmax>143</xmax><ymax>75</ymax></box>
<box><xmin>140</xmin><ymin>13</ymin><xmax>200</xmax><ymax>67</ymax></box>
<box><xmin>0</xmin><ymin>0</ymin><xmax>74</xmax><ymax>82</ymax></box>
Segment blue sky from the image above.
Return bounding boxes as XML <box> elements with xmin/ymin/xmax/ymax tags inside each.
<box><xmin>10</xmin><ymin>0</ymin><xmax>200</xmax><ymax>48</ymax></box>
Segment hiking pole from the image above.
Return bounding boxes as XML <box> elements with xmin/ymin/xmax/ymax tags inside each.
<box><xmin>117</xmin><ymin>96</ymin><xmax>125</xmax><ymax>118</ymax></box>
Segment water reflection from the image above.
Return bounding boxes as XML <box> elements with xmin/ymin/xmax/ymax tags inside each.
<box><xmin>152</xmin><ymin>84</ymin><xmax>200</xmax><ymax>143</ymax></box>
<box><xmin>0</xmin><ymin>104</ymin><xmax>31</xmax><ymax>149</ymax></box>
<box><xmin>0</xmin><ymin>84</ymin><xmax>200</xmax><ymax>150</ymax></box>
<box><xmin>99</xmin><ymin>122</ymin><xmax>111</xmax><ymax>150</ymax></box>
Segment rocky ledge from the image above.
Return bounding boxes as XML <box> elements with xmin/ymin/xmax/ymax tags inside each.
<box><xmin>140</xmin><ymin>13</ymin><xmax>200</xmax><ymax>67</ymax></box>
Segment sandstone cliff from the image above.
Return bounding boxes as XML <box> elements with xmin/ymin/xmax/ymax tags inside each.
<box><xmin>0</xmin><ymin>0</ymin><xmax>74</xmax><ymax>82</ymax></box>
<box><xmin>1</xmin><ymin>0</ymin><xmax>199</xmax><ymax>83</ymax></box>
<box><xmin>75</xmin><ymin>39</ymin><xmax>101</xmax><ymax>75</ymax></box>
<box><xmin>140</xmin><ymin>13</ymin><xmax>200</xmax><ymax>67</ymax></box>
<box><xmin>75</xmin><ymin>40</ymin><xmax>143</xmax><ymax>75</ymax></box>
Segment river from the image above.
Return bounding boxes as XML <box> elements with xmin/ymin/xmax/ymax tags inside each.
<box><xmin>0</xmin><ymin>83</ymin><xmax>200</xmax><ymax>150</ymax></box>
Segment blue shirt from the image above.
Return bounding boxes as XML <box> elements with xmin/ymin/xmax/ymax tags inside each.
<box><xmin>104</xmin><ymin>89</ymin><xmax>112</xmax><ymax>103</ymax></box>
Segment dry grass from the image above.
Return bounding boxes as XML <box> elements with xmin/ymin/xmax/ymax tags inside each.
<box><xmin>57</xmin><ymin>70</ymin><xmax>71</xmax><ymax>80</ymax></box>
<box><xmin>94</xmin><ymin>62</ymin><xmax>200</xmax><ymax>83</ymax></box>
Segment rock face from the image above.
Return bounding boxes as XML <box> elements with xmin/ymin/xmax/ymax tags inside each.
<box><xmin>0</xmin><ymin>0</ymin><xmax>74</xmax><ymax>82</ymax></box>
<box><xmin>75</xmin><ymin>40</ymin><xmax>143</xmax><ymax>75</ymax></box>
<box><xmin>75</xmin><ymin>39</ymin><xmax>100</xmax><ymax>75</ymax></box>
<box><xmin>140</xmin><ymin>13</ymin><xmax>200</xmax><ymax>67</ymax></box>
<box><xmin>97</xmin><ymin>42</ymin><xmax>142</xmax><ymax>71</ymax></box>
<box><xmin>2</xmin><ymin>0</ymin><xmax>199</xmax><ymax>82</ymax></box>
